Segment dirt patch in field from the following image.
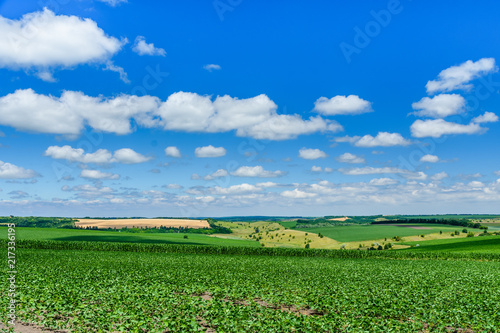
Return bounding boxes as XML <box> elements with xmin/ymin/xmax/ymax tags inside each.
<box><xmin>75</xmin><ymin>218</ymin><xmax>209</xmax><ymax>229</ymax></box>
<box><xmin>379</xmin><ymin>224</ymin><xmax>432</xmax><ymax>230</ymax></box>
<box><xmin>0</xmin><ymin>321</ymin><xmax>69</xmax><ymax>333</ymax></box>
<box><xmin>191</xmin><ymin>292</ymin><xmax>324</xmax><ymax>317</ymax></box>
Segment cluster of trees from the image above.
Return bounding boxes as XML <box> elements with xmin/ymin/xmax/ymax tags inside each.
<box><xmin>0</xmin><ymin>216</ymin><xmax>76</xmax><ymax>228</ymax></box>
<box><xmin>372</xmin><ymin>218</ymin><xmax>487</xmax><ymax>229</ymax></box>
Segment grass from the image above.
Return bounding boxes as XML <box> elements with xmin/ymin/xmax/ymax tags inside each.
<box><xmin>401</xmin><ymin>235</ymin><xmax>500</xmax><ymax>253</ymax></box>
<box><xmin>296</xmin><ymin>223</ymin><xmax>475</xmax><ymax>242</ymax></box>
<box><xmin>0</xmin><ymin>227</ymin><xmax>261</xmax><ymax>247</ymax></box>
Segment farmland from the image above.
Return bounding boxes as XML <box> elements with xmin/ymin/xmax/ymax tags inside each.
<box><xmin>1</xmin><ymin>216</ymin><xmax>500</xmax><ymax>332</ymax></box>
<box><xmin>75</xmin><ymin>218</ymin><xmax>209</xmax><ymax>229</ymax></box>
<box><xmin>1</xmin><ymin>247</ymin><xmax>499</xmax><ymax>332</ymax></box>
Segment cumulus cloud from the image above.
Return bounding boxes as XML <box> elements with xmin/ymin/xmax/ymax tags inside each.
<box><xmin>0</xmin><ymin>161</ymin><xmax>37</xmax><ymax>179</ymax></box>
<box><xmin>132</xmin><ymin>36</ymin><xmax>166</xmax><ymax>56</ymax></box>
<box><xmin>336</xmin><ymin>153</ymin><xmax>365</xmax><ymax>164</ymax></box>
<box><xmin>472</xmin><ymin>111</ymin><xmax>499</xmax><ymax>124</ymax></box>
<box><xmin>431</xmin><ymin>172</ymin><xmax>449</xmax><ymax>181</ymax></box>
<box><xmin>195</xmin><ymin>145</ymin><xmax>226</xmax><ymax>158</ymax></box>
<box><xmin>426</xmin><ymin>58</ymin><xmax>497</xmax><ymax>94</ymax></box>
<box><xmin>0</xmin><ymin>9</ymin><xmax>125</xmax><ymax>80</ymax></box>
<box><xmin>158</xmin><ymin>92</ymin><xmax>342</xmax><ymax>140</ymax></box>
<box><xmin>338</xmin><ymin>166</ymin><xmax>407</xmax><ymax>175</ymax></box>
<box><xmin>336</xmin><ymin>132</ymin><xmax>412</xmax><ymax>147</ymax></box>
<box><xmin>0</xmin><ymin>90</ymin><xmax>340</xmax><ymax>140</ymax></box>
<box><xmin>212</xmin><ymin>183</ymin><xmax>262</xmax><ymax>195</ymax></box>
<box><xmin>80</xmin><ymin>169</ymin><xmax>119</xmax><ymax>180</ymax></box>
<box><xmin>420</xmin><ymin>154</ymin><xmax>439</xmax><ymax>163</ymax></box>
<box><xmin>311</xmin><ymin>166</ymin><xmax>332</xmax><ymax>173</ymax></box>
<box><xmin>298</xmin><ymin>148</ymin><xmax>327</xmax><ymax>160</ymax></box>
<box><xmin>280</xmin><ymin>189</ymin><xmax>317</xmax><ymax>199</ymax></box>
<box><xmin>44</xmin><ymin>146</ymin><xmax>151</xmax><ymax>164</ymax></box>
<box><xmin>411</xmin><ymin>94</ymin><xmax>465</xmax><ymax>118</ymax></box>
<box><xmin>164</xmin><ymin>146</ymin><xmax>181</xmax><ymax>158</ymax></box>
<box><xmin>313</xmin><ymin>95</ymin><xmax>372</xmax><ymax>115</ymax></box>
<box><xmin>231</xmin><ymin>166</ymin><xmax>286</xmax><ymax>178</ymax></box>
<box><xmin>0</xmin><ymin>89</ymin><xmax>159</xmax><ymax>136</ymax></box>
<box><xmin>204</xmin><ymin>169</ymin><xmax>229</xmax><ymax>181</ymax></box>
<box><xmin>113</xmin><ymin>148</ymin><xmax>151</xmax><ymax>164</ymax></box>
<box><xmin>410</xmin><ymin>119</ymin><xmax>484</xmax><ymax>138</ymax></box>
<box><xmin>203</xmin><ymin>64</ymin><xmax>221</xmax><ymax>72</ymax></box>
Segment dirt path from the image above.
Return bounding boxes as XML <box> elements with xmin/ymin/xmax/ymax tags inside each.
<box><xmin>0</xmin><ymin>321</ymin><xmax>68</xmax><ymax>333</ymax></box>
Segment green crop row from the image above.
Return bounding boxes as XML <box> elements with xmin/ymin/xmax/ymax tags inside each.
<box><xmin>1</xmin><ymin>248</ymin><xmax>499</xmax><ymax>332</ymax></box>
<box><xmin>1</xmin><ymin>239</ymin><xmax>500</xmax><ymax>261</ymax></box>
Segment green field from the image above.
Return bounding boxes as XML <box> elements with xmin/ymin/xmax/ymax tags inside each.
<box><xmin>0</xmin><ymin>227</ymin><xmax>260</xmax><ymax>247</ymax></box>
<box><xmin>1</xmin><ymin>248</ymin><xmax>499</xmax><ymax>332</ymax></box>
<box><xmin>402</xmin><ymin>235</ymin><xmax>500</xmax><ymax>253</ymax></box>
<box><xmin>294</xmin><ymin>224</ymin><xmax>473</xmax><ymax>242</ymax></box>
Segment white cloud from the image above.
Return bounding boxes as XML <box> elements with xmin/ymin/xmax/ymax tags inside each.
<box><xmin>0</xmin><ymin>9</ymin><xmax>125</xmax><ymax>80</ymax></box>
<box><xmin>336</xmin><ymin>132</ymin><xmax>412</xmax><ymax>147</ymax></box>
<box><xmin>411</xmin><ymin>94</ymin><xmax>465</xmax><ymax>118</ymax></box>
<box><xmin>195</xmin><ymin>145</ymin><xmax>226</xmax><ymax>158</ymax></box>
<box><xmin>338</xmin><ymin>166</ymin><xmax>407</xmax><ymax>175</ymax></box>
<box><xmin>44</xmin><ymin>146</ymin><xmax>151</xmax><ymax>164</ymax></box>
<box><xmin>104</xmin><ymin>61</ymin><xmax>130</xmax><ymax>83</ymax></box>
<box><xmin>336</xmin><ymin>153</ymin><xmax>365</xmax><ymax>164</ymax></box>
<box><xmin>410</xmin><ymin>119</ymin><xmax>484</xmax><ymax>138</ymax></box>
<box><xmin>164</xmin><ymin>146</ymin><xmax>181</xmax><ymax>158</ymax></box>
<box><xmin>213</xmin><ymin>183</ymin><xmax>262</xmax><ymax>195</ymax></box>
<box><xmin>97</xmin><ymin>0</ymin><xmax>128</xmax><ymax>6</ymax></box>
<box><xmin>0</xmin><ymin>90</ymin><xmax>339</xmax><ymax>140</ymax></box>
<box><xmin>132</xmin><ymin>36</ymin><xmax>166</xmax><ymax>56</ymax></box>
<box><xmin>0</xmin><ymin>160</ymin><xmax>37</xmax><ymax>179</ymax></box>
<box><xmin>431</xmin><ymin>172</ymin><xmax>449</xmax><ymax>181</ymax></box>
<box><xmin>231</xmin><ymin>166</ymin><xmax>285</xmax><ymax>178</ymax></box>
<box><xmin>113</xmin><ymin>148</ymin><xmax>151</xmax><ymax>164</ymax></box>
<box><xmin>204</xmin><ymin>169</ymin><xmax>229</xmax><ymax>181</ymax></box>
<box><xmin>80</xmin><ymin>169</ymin><xmax>119</xmax><ymax>180</ymax></box>
<box><xmin>256</xmin><ymin>182</ymin><xmax>281</xmax><ymax>188</ymax></box>
<box><xmin>203</xmin><ymin>64</ymin><xmax>221</xmax><ymax>72</ymax></box>
<box><xmin>420</xmin><ymin>154</ymin><xmax>439</xmax><ymax>163</ymax></box>
<box><xmin>311</xmin><ymin>166</ymin><xmax>322</xmax><ymax>172</ymax></box>
<box><xmin>495</xmin><ymin>171</ymin><xmax>500</xmax><ymax>176</ymax></box>
<box><xmin>158</xmin><ymin>92</ymin><xmax>342</xmax><ymax>140</ymax></box>
<box><xmin>468</xmin><ymin>181</ymin><xmax>485</xmax><ymax>188</ymax></box>
<box><xmin>313</xmin><ymin>95</ymin><xmax>372</xmax><ymax>115</ymax></box>
<box><xmin>0</xmin><ymin>89</ymin><xmax>159</xmax><ymax>136</ymax></box>
<box><xmin>280</xmin><ymin>189</ymin><xmax>317</xmax><ymax>199</ymax></box>
<box><xmin>426</xmin><ymin>58</ymin><xmax>497</xmax><ymax>94</ymax></box>
<box><xmin>369</xmin><ymin>178</ymin><xmax>399</xmax><ymax>186</ymax></box>
<box><xmin>472</xmin><ymin>111</ymin><xmax>499</xmax><ymax>124</ymax></box>
<box><xmin>298</xmin><ymin>148</ymin><xmax>327</xmax><ymax>160</ymax></box>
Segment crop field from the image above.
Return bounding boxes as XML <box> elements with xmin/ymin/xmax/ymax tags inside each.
<box><xmin>402</xmin><ymin>235</ymin><xmax>500</xmax><ymax>253</ymax></box>
<box><xmin>0</xmin><ymin>227</ymin><xmax>260</xmax><ymax>247</ymax></box>
<box><xmin>294</xmin><ymin>223</ymin><xmax>474</xmax><ymax>243</ymax></box>
<box><xmin>75</xmin><ymin>218</ymin><xmax>209</xmax><ymax>229</ymax></box>
<box><xmin>1</xmin><ymin>247</ymin><xmax>499</xmax><ymax>332</ymax></box>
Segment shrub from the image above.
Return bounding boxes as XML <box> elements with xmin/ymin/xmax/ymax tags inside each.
<box><xmin>183</xmin><ymin>235</ymin><xmax>188</xmax><ymax>239</ymax></box>
<box><xmin>454</xmin><ymin>230</ymin><xmax>460</xmax><ymax>235</ymax></box>
<box><xmin>377</xmin><ymin>245</ymin><xmax>383</xmax><ymax>251</ymax></box>
<box><xmin>420</xmin><ymin>234</ymin><xmax>425</xmax><ymax>238</ymax></box>
<box><xmin>305</xmin><ymin>244</ymin><xmax>310</xmax><ymax>249</ymax></box>
<box><xmin>440</xmin><ymin>230</ymin><xmax>443</xmax><ymax>235</ymax></box>
<box><xmin>462</xmin><ymin>228</ymin><xmax>468</xmax><ymax>234</ymax></box>
<box><xmin>467</xmin><ymin>232</ymin><xmax>474</xmax><ymax>237</ymax></box>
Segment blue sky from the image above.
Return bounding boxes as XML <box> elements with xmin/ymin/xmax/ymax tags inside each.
<box><xmin>0</xmin><ymin>0</ymin><xmax>499</xmax><ymax>217</ymax></box>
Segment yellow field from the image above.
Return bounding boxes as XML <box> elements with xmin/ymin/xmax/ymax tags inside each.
<box><xmin>75</xmin><ymin>218</ymin><xmax>209</xmax><ymax>229</ymax></box>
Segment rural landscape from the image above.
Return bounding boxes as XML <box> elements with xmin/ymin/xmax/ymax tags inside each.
<box><xmin>1</xmin><ymin>0</ymin><xmax>500</xmax><ymax>332</ymax></box>
<box><xmin>1</xmin><ymin>214</ymin><xmax>500</xmax><ymax>331</ymax></box>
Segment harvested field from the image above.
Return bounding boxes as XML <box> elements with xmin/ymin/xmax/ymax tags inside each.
<box><xmin>75</xmin><ymin>218</ymin><xmax>209</xmax><ymax>229</ymax></box>
<box><xmin>328</xmin><ymin>217</ymin><xmax>349</xmax><ymax>222</ymax></box>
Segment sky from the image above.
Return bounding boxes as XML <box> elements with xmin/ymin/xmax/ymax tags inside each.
<box><xmin>0</xmin><ymin>0</ymin><xmax>499</xmax><ymax>217</ymax></box>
